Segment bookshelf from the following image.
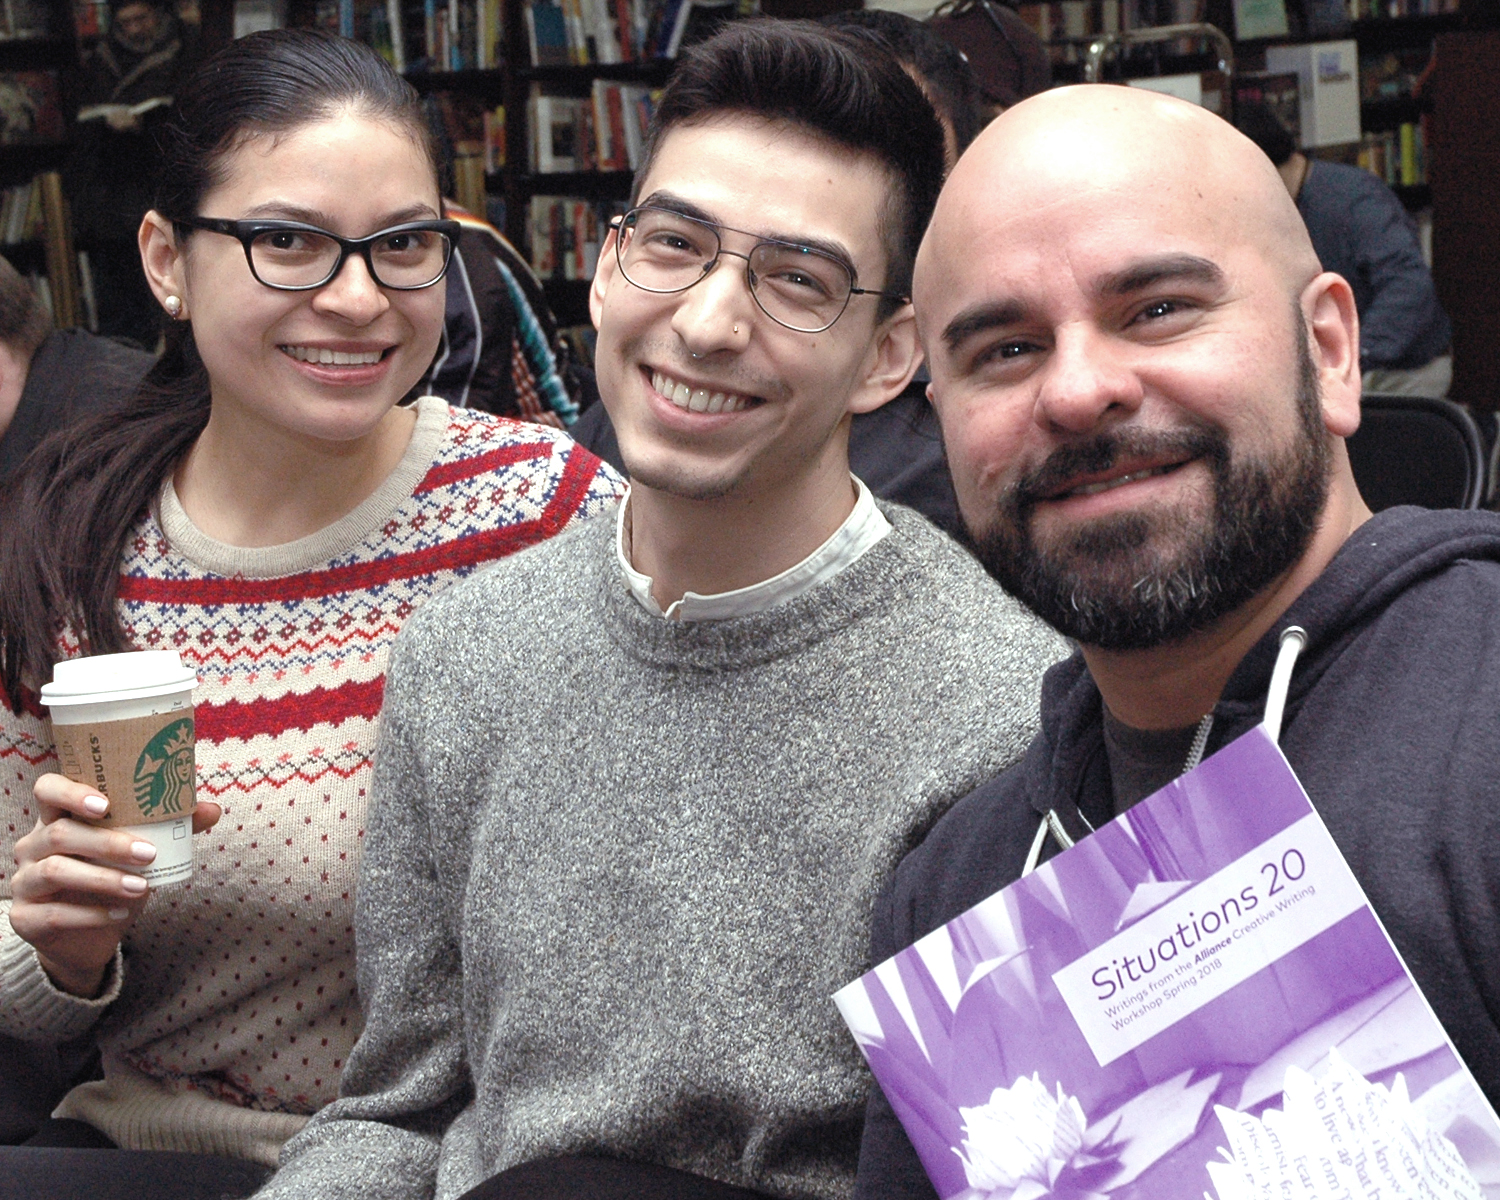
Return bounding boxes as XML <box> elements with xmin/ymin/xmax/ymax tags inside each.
<box><xmin>1428</xmin><ymin>27</ymin><xmax>1500</xmax><ymax>411</ymax></box>
<box><xmin>0</xmin><ymin>0</ymin><xmax>83</xmax><ymax>325</ymax></box>
<box><xmin>334</xmin><ymin>0</ymin><xmax>683</xmax><ymax>325</ymax></box>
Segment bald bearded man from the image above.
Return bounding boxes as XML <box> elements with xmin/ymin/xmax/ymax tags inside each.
<box><xmin>853</xmin><ymin>86</ymin><xmax>1500</xmax><ymax>1198</ymax></box>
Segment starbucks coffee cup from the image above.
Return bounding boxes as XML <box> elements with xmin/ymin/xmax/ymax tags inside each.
<box><xmin>40</xmin><ymin>651</ymin><xmax>199</xmax><ymax>887</ymax></box>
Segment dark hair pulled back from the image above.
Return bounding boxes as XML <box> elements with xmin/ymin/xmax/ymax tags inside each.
<box><xmin>0</xmin><ymin>30</ymin><xmax>434</xmax><ymax>710</ymax></box>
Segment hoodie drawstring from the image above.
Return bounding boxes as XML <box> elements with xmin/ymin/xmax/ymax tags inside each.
<box><xmin>1262</xmin><ymin>625</ymin><xmax>1307</xmax><ymax>746</ymax></box>
<box><xmin>1022</xmin><ymin>624</ymin><xmax>1309</xmax><ymax>878</ymax></box>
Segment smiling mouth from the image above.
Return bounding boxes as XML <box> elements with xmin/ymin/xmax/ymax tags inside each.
<box><xmin>1050</xmin><ymin>461</ymin><xmax>1189</xmax><ymax>501</ymax></box>
<box><xmin>652</xmin><ymin>369</ymin><xmax>754</xmax><ymax>414</ymax></box>
<box><xmin>280</xmin><ymin>345</ymin><xmax>387</xmax><ymax>366</ymax></box>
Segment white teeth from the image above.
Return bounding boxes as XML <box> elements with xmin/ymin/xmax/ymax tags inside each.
<box><xmin>652</xmin><ymin>370</ymin><xmax>749</xmax><ymax>415</ymax></box>
<box><xmin>1071</xmin><ymin>466</ymin><xmax>1172</xmax><ymax>497</ymax></box>
<box><xmin>283</xmin><ymin>345</ymin><xmax>382</xmax><ymax>365</ymax></box>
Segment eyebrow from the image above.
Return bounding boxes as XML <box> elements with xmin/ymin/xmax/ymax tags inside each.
<box><xmin>939</xmin><ymin>254</ymin><xmax>1228</xmax><ymax>353</ymax></box>
<box><xmin>639</xmin><ymin>190</ymin><xmax>857</xmax><ymax>269</ymax></box>
<box><xmin>941</xmin><ymin>299</ymin><xmax>1028</xmax><ymax>354</ymax></box>
<box><xmin>1095</xmin><ymin>254</ymin><xmax>1226</xmax><ymax>297</ymax></box>
<box><xmin>234</xmin><ymin>201</ymin><xmax>441</xmax><ymax>228</ymax></box>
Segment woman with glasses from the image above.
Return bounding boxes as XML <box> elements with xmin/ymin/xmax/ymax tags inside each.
<box><xmin>0</xmin><ymin>30</ymin><xmax>621</xmax><ymax>1198</ymax></box>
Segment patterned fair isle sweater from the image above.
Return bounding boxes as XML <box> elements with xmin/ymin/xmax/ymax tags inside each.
<box><xmin>0</xmin><ymin>395</ymin><xmax>623</xmax><ymax>1165</ymax></box>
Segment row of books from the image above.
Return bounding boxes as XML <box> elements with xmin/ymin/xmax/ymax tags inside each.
<box><xmin>528</xmin><ymin>82</ymin><xmax>656</xmax><ymax>173</ymax></box>
<box><xmin>526</xmin><ymin>195</ymin><xmax>625</xmax><ymax>280</ymax></box>
<box><xmin>0</xmin><ymin>70</ymin><xmax>64</xmax><ymax>145</ymax></box>
<box><xmin>0</xmin><ymin>176</ymin><xmax>45</xmax><ymax>244</ymax></box>
<box><xmin>72</xmin><ymin>0</ymin><xmax>105</xmax><ymax>41</ymax></box>
<box><xmin>524</xmin><ymin>0</ymin><xmax>738</xmax><ymax>66</ymax></box>
<box><xmin>1015</xmin><ymin>0</ymin><xmax>1200</xmax><ymax>43</ymax></box>
<box><xmin>1349</xmin><ymin>0</ymin><xmax>1458</xmax><ymax>18</ymax></box>
<box><xmin>1358</xmin><ymin>122</ymin><xmax>1428</xmax><ymax>186</ymax></box>
<box><xmin>308</xmin><ymin>0</ymin><xmax>501</xmax><ymax>74</ymax></box>
<box><xmin>1361</xmin><ymin>46</ymin><xmax>1431</xmax><ymax>101</ymax></box>
<box><xmin>0</xmin><ymin>0</ymin><xmax>51</xmax><ymax>40</ymax></box>
<box><xmin>423</xmin><ymin>88</ymin><xmax>505</xmax><ymax>174</ymax></box>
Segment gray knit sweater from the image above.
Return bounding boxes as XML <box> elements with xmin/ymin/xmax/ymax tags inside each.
<box><xmin>259</xmin><ymin>505</ymin><xmax>1064</xmax><ymax>1200</ymax></box>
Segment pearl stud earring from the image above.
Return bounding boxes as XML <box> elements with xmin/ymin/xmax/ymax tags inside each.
<box><xmin>163</xmin><ymin>295</ymin><xmax>182</xmax><ymax>318</ymax></box>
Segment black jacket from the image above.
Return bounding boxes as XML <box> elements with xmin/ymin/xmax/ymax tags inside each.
<box><xmin>0</xmin><ymin>329</ymin><xmax>153</xmax><ymax>484</ymax></box>
<box><xmin>854</xmin><ymin>506</ymin><xmax>1500</xmax><ymax>1200</ymax></box>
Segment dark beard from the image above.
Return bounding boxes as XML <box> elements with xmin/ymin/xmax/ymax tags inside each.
<box><xmin>972</xmin><ymin>327</ymin><xmax>1331</xmax><ymax>651</ymax></box>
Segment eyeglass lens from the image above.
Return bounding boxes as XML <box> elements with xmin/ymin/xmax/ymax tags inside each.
<box><xmin>618</xmin><ymin>208</ymin><xmax>854</xmax><ymax>332</ymax></box>
<box><xmin>249</xmin><ymin>227</ymin><xmax>452</xmax><ymax>289</ymax></box>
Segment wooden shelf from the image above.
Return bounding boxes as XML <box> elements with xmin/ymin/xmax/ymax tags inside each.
<box><xmin>1392</xmin><ymin>182</ymin><xmax>1433</xmax><ymax>209</ymax></box>
<box><xmin>501</xmin><ymin>170</ymin><xmax>636</xmax><ymax>197</ymax></box>
<box><xmin>1361</xmin><ymin>92</ymin><xmax>1431</xmax><ymax>126</ymax></box>
<box><xmin>0</xmin><ymin>35</ymin><xmax>73</xmax><ymax>68</ymax></box>
<box><xmin>1353</xmin><ymin>12</ymin><xmax>1466</xmax><ymax>51</ymax></box>
<box><xmin>517</xmin><ymin>60</ymin><xmax>674</xmax><ymax>84</ymax></box>
<box><xmin>405</xmin><ymin>66</ymin><xmax>507</xmax><ymax>96</ymax></box>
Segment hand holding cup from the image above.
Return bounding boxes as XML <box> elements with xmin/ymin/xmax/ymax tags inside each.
<box><xmin>10</xmin><ymin>776</ymin><xmax>221</xmax><ymax>998</ymax></box>
<box><xmin>11</xmin><ymin>651</ymin><xmax>210</xmax><ymax>997</ymax></box>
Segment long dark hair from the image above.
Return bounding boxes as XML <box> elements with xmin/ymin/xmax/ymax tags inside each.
<box><xmin>0</xmin><ymin>30</ymin><xmax>436</xmax><ymax>710</ymax></box>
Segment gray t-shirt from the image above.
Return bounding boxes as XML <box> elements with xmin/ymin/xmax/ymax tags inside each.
<box><xmin>1101</xmin><ymin>705</ymin><xmax>1201</xmax><ymax>815</ymax></box>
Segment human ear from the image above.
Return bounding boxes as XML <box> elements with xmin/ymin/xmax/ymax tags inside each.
<box><xmin>139</xmin><ymin>211</ymin><xmax>189</xmax><ymax>319</ymax></box>
<box><xmin>1302</xmin><ymin>272</ymin><xmax>1360</xmax><ymax>438</ymax></box>
<box><xmin>589</xmin><ymin>226</ymin><xmax>620</xmax><ymax>330</ymax></box>
<box><xmin>847</xmin><ymin>302</ymin><xmax>923</xmax><ymax>416</ymax></box>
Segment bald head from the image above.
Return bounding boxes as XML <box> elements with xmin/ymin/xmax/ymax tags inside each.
<box><xmin>907</xmin><ymin>82</ymin><xmax>1368</xmax><ymax>670</ymax></box>
<box><xmin>917</xmin><ymin>85</ymin><xmax>1319</xmax><ymax>331</ymax></box>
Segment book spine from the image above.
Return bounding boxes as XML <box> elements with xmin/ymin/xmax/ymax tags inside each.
<box><xmin>1399</xmin><ymin>122</ymin><xmax>1417</xmax><ymax>187</ymax></box>
<box><xmin>614</xmin><ymin>0</ymin><xmax>634</xmax><ymax>59</ymax></box>
<box><xmin>387</xmin><ymin>0</ymin><xmax>406</xmax><ymax>70</ymax></box>
<box><xmin>605</xmin><ymin>83</ymin><xmax>627</xmax><ymax>172</ymax></box>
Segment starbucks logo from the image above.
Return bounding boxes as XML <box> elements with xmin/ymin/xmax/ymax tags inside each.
<box><xmin>133</xmin><ymin>718</ymin><xmax>195</xmax><ymax>817</ymax></box>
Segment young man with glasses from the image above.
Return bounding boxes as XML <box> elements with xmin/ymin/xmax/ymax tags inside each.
<box><xmin>257</xmin><ymin>20</ymin><xmax>1061</xmax><ymax>1200</ymax></box>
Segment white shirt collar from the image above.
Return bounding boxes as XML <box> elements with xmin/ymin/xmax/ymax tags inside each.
<box><xmin>616</xmin><ymin>477</ymin><xmax>892</xmax><ymax>621</ymax></box>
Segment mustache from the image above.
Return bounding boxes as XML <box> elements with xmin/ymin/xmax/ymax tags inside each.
<box><xmin>1008</xmin><ymin>427</ymin><xmax>1227</xmax><ymax>509</ymax></box>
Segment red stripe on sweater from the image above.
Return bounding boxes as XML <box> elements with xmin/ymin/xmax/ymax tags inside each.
<box><xmin>0</xmin><ymin>743</ymin><xmax>54</xmax><ymax>767</ymax></box>
<box><xmin>118</xmin><ymin>453</ymin><xmax>607</xmax><ymax>608</ymax></box>
<box><xmin>196</xmin><ymin>676</ymin><xmax>386</xmax><ymax>742</ymax></box>
<box><xmin>414</xmin><ymin>440</ymin><xmax>551</xmax><ymax>495</ymax></box>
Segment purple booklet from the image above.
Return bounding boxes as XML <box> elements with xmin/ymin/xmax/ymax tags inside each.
<box><xmin>836</xmin><ymin>726</ymin><xmax>1500</xmax><ymax>1199</ymax></box>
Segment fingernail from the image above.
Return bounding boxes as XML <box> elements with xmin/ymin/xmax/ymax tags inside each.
<box><xmin>108</xmin><ymin>908</ymin><xmax>130</xmax><ymax>920</ymax></box>
<box><xmin>83</xmin><ymin>795</ymin><xmax>108</xmax><ymax>815</ymax></box>
<box><xmin>121</xmin><ymin>874</ymin><xmax>148</xmax><ymax>894</ymax></box>
<box><xmin>130</xmin><ymin>841</ymin><xmax>157</xmax><ymax>863</ymax></box>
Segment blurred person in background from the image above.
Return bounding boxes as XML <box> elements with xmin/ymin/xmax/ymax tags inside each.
<box><xmin>66</xmin><ymin>0</ymin><xmax>198</xmax><ymax>348</ymax></box>
<box><xmin>0</xmin><ymin>255</ymin><xmax>153</xmax><ymax>484</ymax></box>
<box><xmin>1238</xmin><ymin>100</ymin><xmax>1453</xmax><ymax>398</ymax></box>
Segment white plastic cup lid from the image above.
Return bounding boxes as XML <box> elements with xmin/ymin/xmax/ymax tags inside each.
<box><xmin>40</xmin><ymin>651</ymin><xmax>198</xmax><ymax>708</ymax></box>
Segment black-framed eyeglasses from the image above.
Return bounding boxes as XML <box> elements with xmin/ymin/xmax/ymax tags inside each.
<box><xmin>611</xmin><ymin>206</ymin><xmax>909</xmax><ymax>334</ymax></box>
<box><xmin>172</xmin><ymin>216</ymin><xmax>462</xmax><ymax>292</ymax></box>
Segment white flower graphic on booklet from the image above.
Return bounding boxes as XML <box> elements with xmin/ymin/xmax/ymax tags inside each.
<box><xmin>955</xmin><ymin>1072</ymin><xmax>1088</xmax><ymax>1197</ymax></box>
<box><xmin>1207</xmin><ymin>1049</ymin><xmax>1481</xmax><ymax>1200</ymax></box>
